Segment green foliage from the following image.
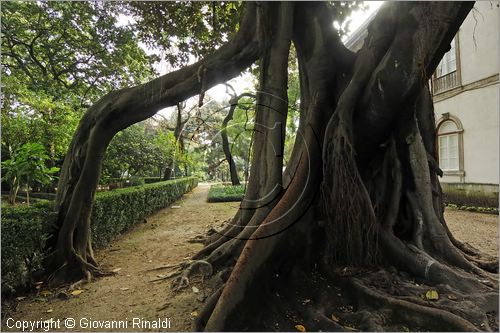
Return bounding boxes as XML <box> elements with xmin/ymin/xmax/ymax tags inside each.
<box><xmin>1</xmin><ymin>1</ymin><xmax>156</xmax><ymax>167</ymax></box>
<box><xmin>143</xmin><ymin>177</ymin><xmax>163</xmax><ymax>184</ymax></box>
<box><xmin>207</xmin><ymin>184</ymin><xmax>246</xmax><ymax>202</ymax></box>
<box><xmin>1</xmin><ymin>201</ymin><xmax>57</xmax><ymax>293</ymax></box>
<box><xmin>101</xmin><ymin>119</ymin><xmax>191</xmax><ymax>182</ymax></box>
<box><xmin>1</xmin><ymin>143</ymin><xmax>59</xmax><ymax>204</ymax></box>
<box><xmin>124</xmin><ymin>2</ymin><xmax>242</xmax><ymax>66</ymax></box>
<box><xmin>1</xmin><ymin>177</ymin><xmax>198</xmax><ymax>294</ymax></box>
<box><xmin>445</xmin><ymin>203</ymin><xmax>499</xmax><ymax>215</ymax></box>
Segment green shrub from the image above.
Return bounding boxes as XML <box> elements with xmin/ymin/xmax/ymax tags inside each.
<box><xmin>91</xmin><ymin>177</ymin><xmax>198</xmax><ymax>246</ymax></box>
<box><xmin>207</xmin><ymin>184</ymin><xmax>245</xmax><ymax>202</ymax></box>
<box><xmin>124</xmin><ymin>176</ymin><xmax>145</xmax><ymax>187</ymax></box>
<box><xmin>1</xmin><ymin>201</ymin><xmax>57</xmax><ymax>293</ymax></box>
<box><xmin>143</xmin><ymin>177</ymin><xmax>163</xmax><ymax>184</ymax></box>
<box><xmin>1</xmin><ymin>177</ymin><xmax>197</xmax><ymax>294</ymax></box>
<box><xmin>445</xmin><ymin>203</ymin><xmax>499</xmax><ymax>215</ymax></box>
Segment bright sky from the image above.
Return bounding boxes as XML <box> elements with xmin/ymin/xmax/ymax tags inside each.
<box><xmin>117</xmin><ymin>2</ymin><xmax>384</xmax><ymax>117</ymax></box>
<box><xmin>345</xmin><ymin>1</ymin><xmax>384</xmax><ymax>40</ymax></box>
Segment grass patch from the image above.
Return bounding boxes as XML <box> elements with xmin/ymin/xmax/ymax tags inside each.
<box><xmin>207</xmin><ymin>184</ymin><xmax>245</xmax><ymax>202</ymax></box>
<box><xmin>446</xmin><ymin>203</ymin><xmax>499</xmax><ymax>215</ymax></box>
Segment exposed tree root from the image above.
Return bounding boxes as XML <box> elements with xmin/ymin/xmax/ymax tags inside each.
<box><xmin>45</xmin><ymin>0</ymin><xmax>494</xmax><ymax>331</ymax></box>
<box><xmin>348</xmin><ymin>276</ymin><xmax>481</xmax><ymax>332</ymax></box>
<box><xmin>194</xmin><ymin>286</ymin><xmax>224</xmax><ymax>332</ymax></box>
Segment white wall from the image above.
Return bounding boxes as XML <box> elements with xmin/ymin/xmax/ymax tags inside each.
<box><xmin>458</xmin><ymin>2</ymin><xmax>499</xmax><ymax>85</ymax></box>
<box><xmin>435</xmin><ymin>84</ymin><xmax>499</xmax><ymax>184</ymax></box>
<box><xmin>434</xmin><ymin>1</ymin><xmax>499</xmax><ymax>186</ymax></box>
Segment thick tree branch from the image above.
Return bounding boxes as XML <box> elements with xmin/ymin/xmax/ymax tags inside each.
<box><xmin>353</xmin><ymin>2</ymin><xmax>475</xmax><ymax>164</ymax></box>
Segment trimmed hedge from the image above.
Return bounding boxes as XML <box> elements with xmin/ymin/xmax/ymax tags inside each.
<box><xmin>91</xmin><ymin>177</ymin><xmax>198</xmax><ymax>246</ymax></box>
<box><xmin>1</xmin><ymin>202</ymin><xmax>57</xmax><ymax>293</ymax></box>
<box><xmin>143</xmin><ymin>177</ymin><xmax>163</xmax><ymax>184</ymax></box>
<box><xmin>207</xmin><ymin>184</ymin><xmax>245</xmax><ymax>202</ymax></box>
<box><xmin>1</xmin><ymin>177</ymin><xmax>197</xmax><ymax>294</ymax></box>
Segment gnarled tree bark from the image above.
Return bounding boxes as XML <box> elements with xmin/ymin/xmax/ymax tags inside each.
<box><xmin>50</xmin><ymin>3</ymin><xmax>265</xmax><ymax>281</ymax></box>
<box><xmin>52</xmin><ymin>1</ymin><xmax>497</xmax><ymax>331</ymax></box>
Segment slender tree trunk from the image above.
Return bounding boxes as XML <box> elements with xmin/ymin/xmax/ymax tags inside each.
<box><xmin>220</xmin><ymin>94</ymin><xmax>254</xmax><ymax>186</ymax></box>
<box><xmin>26</xmin><ymin>178</ymin><xmax>30</xmax><ymax>206</ymax></box>
<box><xmin>8</xmin><ymin>177</ymin><xmax>19</xmax><ymax>205</ymax></box>
<box><xmin>163</xmin><ymin>161</ymin><xmax>173</xmax><ymax>181</ymax></box>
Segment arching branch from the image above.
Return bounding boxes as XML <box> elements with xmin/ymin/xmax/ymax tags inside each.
<box><xmin>51</xmin><ymin>2</ymin><xmax>267</xmax><ymax>281</ymax></box>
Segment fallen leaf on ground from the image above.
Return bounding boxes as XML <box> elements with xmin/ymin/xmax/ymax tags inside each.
<box><xmin>40</xmin><ymin>290</ymin><xmax>52</xmax><ymax>297</ymax></box>
<box><xmin>171</xmin><ymin>205</ymin><xmax>181</xmax><ymax>209</ymax></box>
<box><xmin>70</xmin><ymin>290</ymin><xmax>84</xmax><ymax>296</ymax></box>
<box><xmin>45</xmin><ymin>309</ymin><xmax>53</xmax><ymax>313</ymax></box>
<box><xmin>112</xmin><ymin>267</ymin><xmax>122</xmax><ymax>273</ymax></box>
<box><xmin>120</xmin><ymin>287</ymin><xmax>130</xmax><ymax>291</ymax></box>
<box><xmin>344</xmin><ymin>324</ymin><xmax>358</xmax><ymax>331</ymax></box>
<box><xmin>331</xmin><ymin>314</ymin><xmax>339</xmax><ymax>322</ymax></box>
<box><xmin>295</xmin><ymin>324</ymin><xmax>306</xmax><ymax>332</ymax></box>
<box><xmin>447</xmin><ymin>294</ymin><xmax>457</xmax><ymax>300</ymax></box>
<box><xmin>425</xmin><ymin>290</ymin><xmax>439</xmax><ymax>301</ymax></box>
<box><xmin>192</xmin><ymin>286</ymin><xmax>200</xmax><ymax>293</ymax></box>
<box><xmin>191</xmin><ymin>311</ymin><xmax>198</xmax><ymax>317</ymax></box>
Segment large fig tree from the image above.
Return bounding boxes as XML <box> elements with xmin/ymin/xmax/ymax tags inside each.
<box><xmin>53</xmin><ymin>2</ymin><xmax>498</xmax><ymax>331</ymax></box>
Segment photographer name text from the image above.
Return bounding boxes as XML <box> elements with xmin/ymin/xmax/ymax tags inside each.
<box><xmin>6</xmin><ymin>317</ymin><xmax>172</xmax><ymax>331</ymax></box>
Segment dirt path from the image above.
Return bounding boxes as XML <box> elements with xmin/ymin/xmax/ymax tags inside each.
<box><xmin>445</xmin><ymin>208</ymin><xmax>498</xmax><ymax>257</ymax></box>
<box><xmin>2</xmin><ymin>187</ymin><xmax>498</xmax><ymax>332</ymax></box>
<box><xmin>2</xmin><ymin>184</ymin><xmax>239</xmax><ymax>332</ymax></box>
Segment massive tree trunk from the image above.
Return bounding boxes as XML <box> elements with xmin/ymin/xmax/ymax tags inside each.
<box><xmin>53</xmin><ymin>1</ymin><xmax>497</xmax><ymax>330</ymax></box>
<box><xmin>194</xmin><ymin>2</ymin><xmax>498</xmax><ymax>331</ymax></box>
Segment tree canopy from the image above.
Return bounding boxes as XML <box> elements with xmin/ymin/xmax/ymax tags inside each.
<box><xmin>1</xmin><ymin>1</ymin><xmax>156</xmax><ymax>166</ymax></box>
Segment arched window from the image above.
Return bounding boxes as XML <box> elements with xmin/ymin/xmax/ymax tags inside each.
<box><xmin>437</xmin><ymin>116</ymin><xmax>463</xmax><ymax>172</ymax></box>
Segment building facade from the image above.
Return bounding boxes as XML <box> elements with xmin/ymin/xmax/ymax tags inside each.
<box><xmin>346</xmin><ymin>2</ymin><xmax>499</xmax><ymax>207</ymax></box>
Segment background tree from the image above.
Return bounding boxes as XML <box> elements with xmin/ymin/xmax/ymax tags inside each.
<box><xmin>220</xmin><ymin>86</ymin><xmax>255</xmax><ymax>185</ymax></box>
<box><xmin>1</xmin><ymin>143</ymin><xmax>59</xmax><ymax>205</ymax></box>
<box><xmin>46</xmin><ymin>1</ymin><xmax>497</xmax><ymax>331</ymax></box>
<box><xmin>1</xmin><ymin>1</ymin><xmax>156</xmax><ymax>178</ymax></box>
<box><xmin>101</xmin><ymin>120</ymin><xmax>176</xmax><ymax>182</ymax></box>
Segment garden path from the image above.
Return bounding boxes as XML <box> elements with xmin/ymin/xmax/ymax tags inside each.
<box><xmin>3</xmin><ymin>184</ymin><xmax>239</xmax><ymax>332</ymax></box>
<box><xmin>2</xmin><ymin>184</ymin><xmax>497</xmax><ymax>331</ymax></box>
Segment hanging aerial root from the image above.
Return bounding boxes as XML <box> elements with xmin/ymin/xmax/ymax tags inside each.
<box><xmin>322</xmin><ymin>120</ymin><xmax>378</xmax><ymax>266</ymax></box>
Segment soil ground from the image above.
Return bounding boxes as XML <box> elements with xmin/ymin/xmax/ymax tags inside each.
<box><xmin>1</xmin><ymin>184</ymin><xmax>498</xmax><ymax>332</ymax></box>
